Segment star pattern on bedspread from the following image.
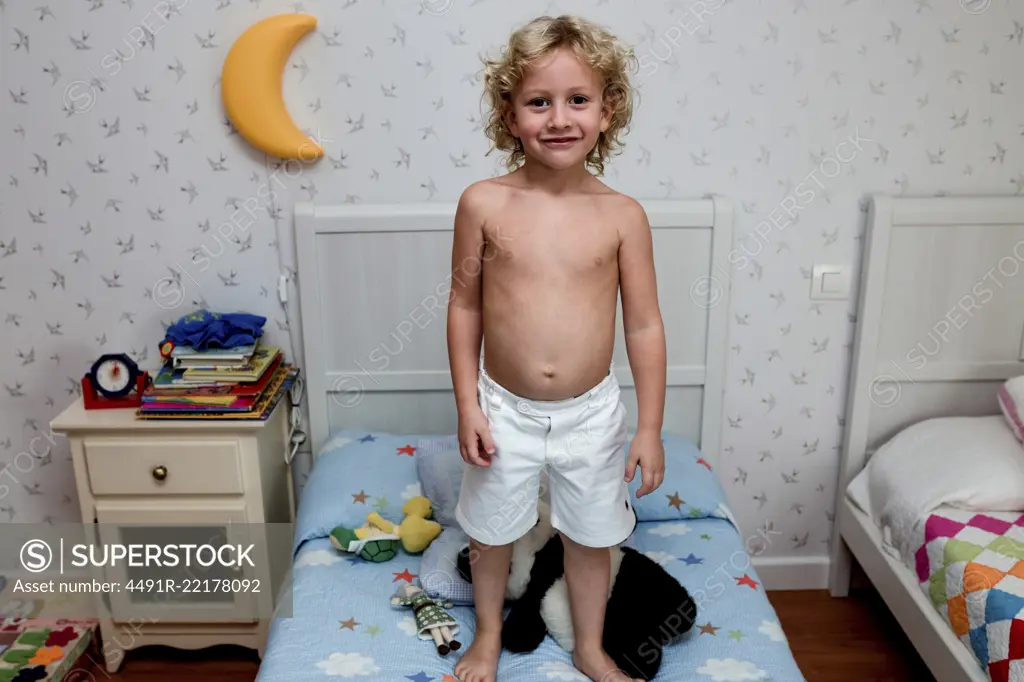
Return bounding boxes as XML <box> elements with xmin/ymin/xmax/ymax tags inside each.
<box><xmin>338</xmin><ymin>618</ymin><xmax>359</xmax><ymax>631</ymax></box>
<box><xmin>397</xmin><ymin>444</ymin><xmax>416</xmax><ymax>456</ymax></box>
<box><xmin>696</xmin><ymin>457</ymin><xmax>712</xmax><ymax>471</ymax></box>
<box><xmin>667</xmin><ymin>492</ymin><xmax>684</xmax><ymax>510</ymax></box>
<box><xmin>699</xmin><ymin>623</ymin><xmax>720</xmax><ymax>636</ymax></box>
<box><xmin>359</xmin><ymin>434</ymin><xmax>376</xmax><ymax>443</ymax></box>
<box><xmin>682</xmin><ymin>553</ymin><xmax>704</xmax><ymax>565</ymax></box>
<box><xmin>351</xmin><ymin>490</ymin><xmax>368</xmax><ymax>504</ymax></box>
<box><xmin>442</xmin><ymin>676</ymin><xmax>457</xmax><ymax>682</ymax></box>
<box><xmin>405</xmin><ymin>673</ymin><xmax>433</xmax><ymax>682</ymax></box>
<box><xmin>736</xmin><ymin>574</ymin><xmax>760</xmax><ymax>590</ymax></box>
<box><xmin>365</xmin><ymin>624</ymin><xmax>381</xmax><ymax>638</ymax></box>
<box><xmin>729</xmin><ymin>629</ymin><xmax>746</xmax><ymax>641</ymax></box>
<box><xmin>393</xmin><ymin>568</ymin><xmax>417</xmax><ymax>583</ymax></box>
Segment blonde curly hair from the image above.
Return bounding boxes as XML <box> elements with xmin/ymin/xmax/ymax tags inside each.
<box><xmin>481</xmin><ymin>15</ymin><xmax>638</xmax><ymax>176</ymax></box>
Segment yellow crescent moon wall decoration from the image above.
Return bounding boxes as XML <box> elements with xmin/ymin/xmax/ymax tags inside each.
<box><xmin>221</xmin><ymin>14</ymin><xmax>323</xmax><ymax>161</ymax></box>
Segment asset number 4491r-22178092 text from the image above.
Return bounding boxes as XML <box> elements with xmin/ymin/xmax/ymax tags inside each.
<box><xmin>125</xmin><ymin>578</ymin><xmax>261</xmax><ymax>593</ymax></box>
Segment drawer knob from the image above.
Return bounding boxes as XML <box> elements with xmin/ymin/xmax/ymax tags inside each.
<box><xmin>152</xmin><ymin>465</ymin><xmax>168</xmax><ymax>482</ymax></box>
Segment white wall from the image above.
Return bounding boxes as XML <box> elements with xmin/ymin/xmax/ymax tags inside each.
<box><xmin>1</xmin><ymin>0</ymin><xmax>1021</xmax><ymax>572</ymax></box>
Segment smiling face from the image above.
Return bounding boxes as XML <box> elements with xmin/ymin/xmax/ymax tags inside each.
<box><xmin>505</xmin><ymin>46</ymin><xmax>612</xmax><ymax>172</ymax></box>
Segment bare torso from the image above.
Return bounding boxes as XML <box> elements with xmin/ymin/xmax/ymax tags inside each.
<box><xmin>474</xmin><ymin>174</ymin><xmax>628</xmax><ymax>401</ymax></box>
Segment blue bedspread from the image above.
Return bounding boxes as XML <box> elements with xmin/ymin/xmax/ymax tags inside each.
<box><xmin>258</xmin><ymin>520</ymin><xmax>806</xmax><ymax>681</ymax></box>
<box><xmin>257</xmin><ymin>429</ymin><xmax>807</xmax><ymax>681</ymax></box>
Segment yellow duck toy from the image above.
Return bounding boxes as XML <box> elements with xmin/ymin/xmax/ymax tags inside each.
<box><xmin>330</xmin><ymin>497</ymin><xmax>442</xmax><ymax>562</ymax></box>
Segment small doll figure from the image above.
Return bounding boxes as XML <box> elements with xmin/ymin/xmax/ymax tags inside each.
<box><xmin>391</xmin><ymin>582</ymin><xmax>461</xmax><ymax>655</ymax></box>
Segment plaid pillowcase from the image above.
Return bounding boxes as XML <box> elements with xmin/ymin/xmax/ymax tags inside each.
<box><xmin>414</xmin><ymin>435</ymin><xmax>464</xmax><ymax>527</ymax></box>
<box><xmin>419</xmin><ymin>526</ymin><xmax>475</xmax><ymax>605</ymax></box>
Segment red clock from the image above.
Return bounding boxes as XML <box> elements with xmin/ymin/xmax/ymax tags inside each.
<box><xmin>81</xmin><ymin>353</ymin><xmax>150</xmax><ymax>409</ymax></box>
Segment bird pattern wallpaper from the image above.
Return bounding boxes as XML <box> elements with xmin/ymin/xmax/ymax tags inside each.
<box><xmin>2</xmin><ymin>0</ymin><xmax>1023</xmax><ymax>571</ymax></box>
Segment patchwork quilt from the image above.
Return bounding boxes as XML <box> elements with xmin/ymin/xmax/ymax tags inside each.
<box><xmin>0</xmin><ymin>618</ymin><xmax>98</xmax><ymax>682</ymax></box>
<box><xmin>914</xmin><ymin>507</ymin><xmax>1024</xmax><ymax>682</ymax></box>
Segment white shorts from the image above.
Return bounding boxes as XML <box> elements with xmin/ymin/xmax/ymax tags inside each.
<box><xmin>454</xmin><ymin>360</ymin><xmax>636</xmax><ymax>548</ymax></box>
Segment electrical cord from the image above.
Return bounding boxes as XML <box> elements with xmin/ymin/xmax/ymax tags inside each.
<box><xmin>262</xmin><ymin>149</ymin><xmax>311</xmax><ymax>468</ymax></box>
<box><xmin>283</xmin><ymin>372</ymin><xmax>306</xmax><ymax>522</ymax></box>
<box><xmin>287</xmin><ymin>428</ymin><xmax>306</xmax><ymax>466</ymax></box>
<box><xmin>285</xmin><ymin>371</ymin><xmax>306</xmax><ymax>466</ymax></box>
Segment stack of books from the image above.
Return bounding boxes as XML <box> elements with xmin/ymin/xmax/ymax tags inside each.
<box><xmin>137</xmin><ymin>343</ymin><xmax>298</xmax><ymax>420</ymax></box>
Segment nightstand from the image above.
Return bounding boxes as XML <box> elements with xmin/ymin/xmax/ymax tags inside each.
<box><xmin>50</xmin><ymin>397</ymin><xmax>294</xmax><ymax>673</ymax></box>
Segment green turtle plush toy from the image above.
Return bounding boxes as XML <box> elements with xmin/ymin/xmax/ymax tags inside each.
<box><xmin>330</xmin><ymin>497</ymin><xmax>442</xmax><ymax>563</ymax></box>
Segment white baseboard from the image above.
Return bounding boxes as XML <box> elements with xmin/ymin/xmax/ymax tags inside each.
<box><xmin>753</xmin><ymin>555</ymin><xmax>830</xmax><ymax>590</ymax></box>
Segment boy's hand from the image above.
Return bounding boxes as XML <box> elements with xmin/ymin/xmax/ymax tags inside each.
<box><xmin>458</xmin><ymin>406</ymin><xmax>496</xmax><ymax>467</ymax></box>
<box><xmin>625</xmin><ymin>429</ymin><xmax>665</xmax><ymax>498</ymax></box>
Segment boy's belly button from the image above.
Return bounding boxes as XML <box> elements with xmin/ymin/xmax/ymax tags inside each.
<box><xmin>542</xmin><ymin>365</ymin><xmax>555</xmax><ymax>378</ymax></box>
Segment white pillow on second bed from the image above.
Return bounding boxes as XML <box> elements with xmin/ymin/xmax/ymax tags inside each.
<box><xmin>849</xmin><ymin>415</ymin><xmax>1024</xmax><ymax>563</ymax></box>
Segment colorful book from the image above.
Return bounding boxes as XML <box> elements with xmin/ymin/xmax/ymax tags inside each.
<box><xmin>173</xmin><ymin>356</ymin><xmax>252</xmax><ymax>369</ymax></box>
<box><xmin>144</xmin><ymin>394</ymin><xmax>242</xmax><ymax>406</ymax></box>
<box><xmin>139</xmin><ymin>395</ymin><xmax>258</xmax><ymax>412</ymax></box>
<box><xmin>151</xmin><ymin>364</ymin><xmax>225</xmax><ymax>388</ymax></box>
<box><xmin>136</xmin><ymin>366</ymin><xmax>297</xmax><ymax>420</ymax></box>
<box><xmin>170</xmin><ymin>342</ymin><xmax>257</xmax><ymax>359</ymax></box>
<box><xmin>180</xmin><ymin>346</ymin><xmax>281</xmax><ymax>383</ymax></box>
<box><xmin>171</xmin><ymin>342</ymin><xmax>257</xmax><ymax>369</ymax></box>
<box><xmin>147</xmin><ymin>355</ymin><xmax>283</xmax><ymax>398</ymax></box>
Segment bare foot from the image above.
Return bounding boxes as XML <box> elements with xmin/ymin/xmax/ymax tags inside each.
<box><xmin>572</xmin><ymin>647</ymin><xmax>642</xmax><ymax>682</ymax></box>
<box><xmin>454</xmin><ymin>626</ymin><xmax>501</xmax><ymax>682</ymax></box>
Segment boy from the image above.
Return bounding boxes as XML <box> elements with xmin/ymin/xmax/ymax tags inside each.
<box><xmin>447</xmin><ymin>15</ymin><xmax>666</xmax><ymax>682</ymax></box>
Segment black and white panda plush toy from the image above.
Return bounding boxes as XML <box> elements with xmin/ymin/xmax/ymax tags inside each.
<box><xmin>456</xmin><ymin>500</ymin><xmax>697</xmax><ymax>680</ymax></box>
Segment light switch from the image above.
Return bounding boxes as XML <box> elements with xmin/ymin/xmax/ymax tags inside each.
<box><xmin>811</xmin><ymin>264</ymin><xmax>849</xmax><ymax>300</ymax></box>
<box><xmin>822</xmin><ymin>272</ymin><xmax>844</xmax><ymax>293</ymax></box>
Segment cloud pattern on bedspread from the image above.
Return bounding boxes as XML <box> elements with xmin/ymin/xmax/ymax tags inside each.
<box><xmin>260</xmin><ymin>527</ymin><xmax>806</xmax><ymax>681</ymax></box>
<box><xmin>914</xmin><ymin>508</ymin><xmax>1024</xmax><ymax>682</ymax></box>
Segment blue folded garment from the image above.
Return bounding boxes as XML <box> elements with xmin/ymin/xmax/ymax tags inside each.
<box><xmin>164</xmin><ymin>309</ymin><xmax>266</xmax><ymax>351</ymax></box>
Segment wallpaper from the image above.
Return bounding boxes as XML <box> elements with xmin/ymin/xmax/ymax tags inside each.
<box><xmin>1</xmin><ymin>0</ymin><xmax>1022</xmax><ymax>569</ymax></box>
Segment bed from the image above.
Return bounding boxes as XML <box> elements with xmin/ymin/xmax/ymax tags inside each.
<box><xmin>254</xmin><ymin>197</ymin><xmax>809</xmax><ymax>681</ymax></box>
<box><xmin>828</xmin><ymin>195</ymin><xmax>1024</xmax><ymax>682</ymax></box>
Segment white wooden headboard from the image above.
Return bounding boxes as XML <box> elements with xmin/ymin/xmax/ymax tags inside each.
<box><xmin>293</xmin><ymin>198</ymin><xmax>734</xmax><ymax>464</ymax></box>
<box><xmin>830</xmin><ymin>194</ymin><xmax>1024</xmax><ymax>584</ymax></box>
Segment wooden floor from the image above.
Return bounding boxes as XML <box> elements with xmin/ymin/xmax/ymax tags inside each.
<box><xmin>92</xmin><ymin>588</ymin><xmax>935</xmax><ymax>681</ymax></box>
<box><xmin>768</xmin><ymin>588</ymin><xmax>936</xmax><ymax>682</ymax></box>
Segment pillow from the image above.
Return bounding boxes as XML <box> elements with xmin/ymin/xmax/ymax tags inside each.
<box><xmin>419</xmin><ymin>526</ymin><xmax>475</xmax><ymax>605</ymax></box>
<box><xmin>629</xmin><ymin>432</ymin><xmax>736</xmax><ymax>525</ymax></box>
<box><xmin>416</xmin><ymin>430</ymin><xmax>735</xmax><ymax>527</ymax></box>
<box><xmin>414</xmin><ymin>435</ymin><xmax>464</xmax><ymax>526</ymax></box>
<box><xmin>999</xmin><ymin>376</ymin><xmax>1024</xmax><ymax>443</ymax></box>
<box><xmin>865</xmin><ymin>415</ymin><xmax>1024</xmax><ymax>564</ymax></box>
<box><xmin>292</xmin><ymin>429</ymin><xmax>425</xmax><ymax>556</ymax></box>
